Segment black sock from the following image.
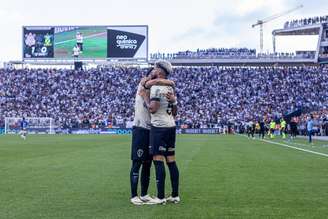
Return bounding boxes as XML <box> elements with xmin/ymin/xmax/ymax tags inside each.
<box><xmin>130</xmin><ymin>160</ymin><xmax>142</xmax><ymax>198</ymax></box>
<box><xmin>154</xmin><ymin>160</ymin><xmax>165</xmax><ymax>199</ymax></box>
<box><xmin>167</xmin><ymin>161</ymin><xmax>179</xmax><ymax>197</ymax></box>
<box><xmin>140</xmin><ymin>161</ymin><xmax>151</xmax><ymax>196</ymax></box>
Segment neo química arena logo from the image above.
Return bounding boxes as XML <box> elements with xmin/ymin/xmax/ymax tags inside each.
<box><xmin>107</xmin><ymin>29</ymin><xmax>145</xmax><ymax>58</ymax></box>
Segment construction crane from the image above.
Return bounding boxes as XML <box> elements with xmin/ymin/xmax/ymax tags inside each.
<box><xmin>252</xmin><ymin>4</ymin><xmax>303</xmax><ymax>53</ymax></box>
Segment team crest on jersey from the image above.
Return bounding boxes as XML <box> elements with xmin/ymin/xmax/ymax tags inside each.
<box><xmin>137</xmin><ymin>149</ymin><xmax>144</xmax><ymax>157</ymax></box>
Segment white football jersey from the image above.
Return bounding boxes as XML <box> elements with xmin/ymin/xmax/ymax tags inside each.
<box><xmin>133</xmin><ymin>83</ymin><xmax>151</xmax><ymax>129</ymax></box>
<box><xmin>76</xmin><ymin>34</ymin><xmax>83</xmax><ymax>43</ymax></box>
<box><xmin>150</xmin><ymin>85</ymin><xmax>176</xmax><ymax>128</ymax></box>
<box><xmin>73</xmin><ymin>46</ymin><xmax>80</xmax><ymax>56</ymax></box>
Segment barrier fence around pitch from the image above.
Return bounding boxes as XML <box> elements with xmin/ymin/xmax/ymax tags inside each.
<box><xmin>2</xmin><ymin>128</ymin><xmax>222</xmax><ymax>135</ymax></box>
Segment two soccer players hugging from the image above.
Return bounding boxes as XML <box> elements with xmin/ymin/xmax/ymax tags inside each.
<box><xmin>130</xmin><ymin>60</ymin><xmax>180</xmax><ymax>205</ymax></box>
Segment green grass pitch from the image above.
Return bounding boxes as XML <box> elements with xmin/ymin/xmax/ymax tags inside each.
<box><xmin>1</xmin><ymin>134</ymin><xmax>328</xmax><ymax>219</ymax></box>
<box><xmin>54</xmin><ymin>27</ymin><xmax>107</xmax><ymax>58</ymax></box>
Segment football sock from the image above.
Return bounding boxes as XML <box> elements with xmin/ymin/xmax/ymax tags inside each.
<box><xmin>154</xmin><ymin>160</ymin><xmax>165</xmax><ymax>199</ymax></box>
<box><xmin>140</xmin><ymin>161</ymin><xmax>151</xmax><ymax>196</ymax></box>
<box><xmin>130</xmin><ymin>160</ymin><xmax>142</xmax><ymax>198</ymax></box>
<box><xmin>167</xmin><ymin>161</ymin><xmax>179</xmax><ymax>197</ymax></box>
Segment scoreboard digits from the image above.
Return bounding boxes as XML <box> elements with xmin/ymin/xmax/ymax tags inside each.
<box><xmin>23</xmin><ymin>26</ymin><xmax>148</xmax><ymax>60</ymax></box>
<box><xmin>23</xmin><ymin>27</ymin><xmax>54</xmax><ymax>58</ymax></box>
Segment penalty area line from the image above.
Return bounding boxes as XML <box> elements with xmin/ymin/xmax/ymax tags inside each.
<box><xmin>260</xmin><ymin>139</ymin><xmax>328</xmax><ymax>158</ymax></box>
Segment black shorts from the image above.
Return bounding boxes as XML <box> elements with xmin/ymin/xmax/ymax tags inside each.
<box><xmin>150</xmin><ymin>126</ymin><xmax>176</xmax><ymax>157</ymax></box>
<box><xmin>131</xmin><ymin>126</ymin><xmax>151</xmax><ymax>161</ymax></box>
<box><xmin>77</xmin><ymin>42</ymin><xmax>83</xmax><ymax>51</ymax></box>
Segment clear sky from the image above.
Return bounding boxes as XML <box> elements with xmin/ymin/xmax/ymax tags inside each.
<box><xmin>0</xmin><ymin>0</ymin><xmax>326</xmax><ymax>61</ymax></box>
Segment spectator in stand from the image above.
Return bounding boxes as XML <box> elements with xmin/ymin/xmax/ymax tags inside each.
<box><xmin>151</xmin><ymin>48</ymin><xmax>315</xmax><ymax>60</ymax></box>
<box><xmin>284</xmin><ymin>15</ymin><xmax>328</xmax><ymax>29</ymax></box>
<box><xmin>151</xmin><ymin>48</ymin><xmax>257</xmax><ymax>60</ymax></box>
<box><xmin>0</xmin><ymin>66</ymin><xmax>327</xmax><ymax>134</ymax></box>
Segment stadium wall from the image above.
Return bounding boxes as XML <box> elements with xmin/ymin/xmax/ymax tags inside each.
<box><xmin>5</xmin><ymin>128</ymin><xmax>222</xmax><ymax>135</ymax></box>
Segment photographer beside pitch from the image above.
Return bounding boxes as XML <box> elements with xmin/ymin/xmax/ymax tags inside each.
<box><xmin>130</xmin><ymin>67</ymin><xmax>175</xmax><ymax>205</ymax></box>
<box><xmin>141</xmin><ymin>60</ymin><xmax>180</xmax><ymax>205</ymax></box>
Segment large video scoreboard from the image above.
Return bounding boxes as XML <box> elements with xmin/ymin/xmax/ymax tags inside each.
<box><xmin>22</xmin><ymin>25</ymin><xmax>148</xmax><ymax>60</ymax></box>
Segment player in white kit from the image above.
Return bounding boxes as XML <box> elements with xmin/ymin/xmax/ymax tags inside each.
<box><xmin>76</xmin><ymin>32</ymin><xmax>83</xmax><ymax>52</ymax></box>
<box><xmin>144</xmin><ymin>60</ymin><xmax>180</xmax><ymax>205</ymax></box>
<box><xmin>130</xmin><ymin>68</ymin><xmax>175</xmax><ymax>205</ymax></box>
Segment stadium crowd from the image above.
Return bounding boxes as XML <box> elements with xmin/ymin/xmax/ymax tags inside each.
<box><xmin>151</xmin><ymin>49</ymin><xmax>315</xmax><ymax>60</ymax></box>
<box><xmin>284</xmin><ymin>15</ymin><xmax>328</xmax><ymax>29</ymax></box>
<box><xmin>297</xmin><ymin>109</ymin><xmax>328</xmax><ymax>136</ymax></box>
<box><xmin>257</xmin><ymin>52</ymin><xmax>315</xmax><ymax>59</ymax></box>
<box><xmin>150</xmin><ymin>48</ymin><xmax>257</xmax><ymax>59</ymax></box>
<box><xmin>0</xmin><ymin>66</ymin><xmax>327</xmax><ymax>131</ymax></box>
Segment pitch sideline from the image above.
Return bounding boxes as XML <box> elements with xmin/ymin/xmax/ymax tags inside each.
<box><xmin>261</xmin><ymin>138</ymin><xmax>328</xmax><ymax>158</ymax></box>
<box><xmin>238</xmin><ymin>134</ymin><xmax>328</xmax><ymax>158</ymax></box>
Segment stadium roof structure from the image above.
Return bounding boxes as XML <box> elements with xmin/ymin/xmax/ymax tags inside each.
<box><xmin>272</xmin><ymin>24</ymin><xmax>322</xmax><ymax>36</ymax></box>
<box><xmin>272</xmin><ymin>23</ymin><xmax>328</xmax><ymax>63</ymax></box>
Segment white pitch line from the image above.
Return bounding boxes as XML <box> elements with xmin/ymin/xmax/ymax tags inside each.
<box><xmin>55</xmin><ymin>32</ymin><xmax>106</xmax><ymax>45</ymax></box>
<box><xmin>261</xmin><ymin>139</ymin><xmax>328</xmax><ymax>158</ymax></box>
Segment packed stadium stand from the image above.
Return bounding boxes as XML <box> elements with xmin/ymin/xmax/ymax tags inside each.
<box><xmin>150</xmin><ymin>48</ymin><xmax>257</xmax><ymax>59</ymax></box>
<box><xmin>298</xmin><ymin>109</ymin><xmax>328</xmax><ymax>136</ymax></box>
<box><xmin>151</xmin><ymin>49</ymin><xmax>315</xmax><ymax>60</ymax></box>
<box><xmin>284</xmin><ymin>15</ymin><xmax>328</xmax><ymax>29</ymax></box>
<box><xmin>1</xmin><ymin>66</ymin><xmax>327</xmax><ymax>133</ymax></box>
